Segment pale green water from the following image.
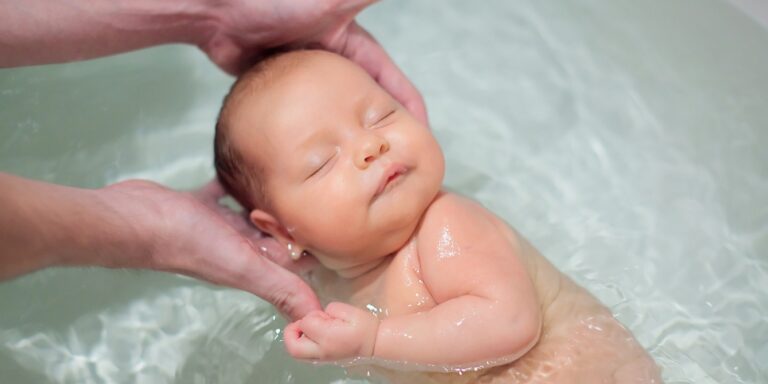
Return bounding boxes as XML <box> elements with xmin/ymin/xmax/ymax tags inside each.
<box><xmin>1</xmin><ymin>0</ymin><xmax>767</xmax><ymax>383</ymax></box>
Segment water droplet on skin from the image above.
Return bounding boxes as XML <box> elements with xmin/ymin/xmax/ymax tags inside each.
<box><xmin>437</xmin><ymin>225</ymin><xmax>461</xmax><ymax>259</ymax></box>
<box><xmin>365</xmin><ymin>303</ymin><xmax>389</xmax><ymax>318</ymax></box>
<box><xmin>366</xmin><ymin>304</ymin><xmax>381</xmax><ymax>315</ymax></box>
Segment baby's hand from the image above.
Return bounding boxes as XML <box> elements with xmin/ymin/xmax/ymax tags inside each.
<box><xmin>284</xmin><ymin>302</ymin><xmax>379</xmax><ymax>361</ymax></box>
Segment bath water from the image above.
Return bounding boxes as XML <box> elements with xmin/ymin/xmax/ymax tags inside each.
<box><xmin>1</xmin><ymin>0</ymin><xmax>766</xmax><ymax>382</ymax></box>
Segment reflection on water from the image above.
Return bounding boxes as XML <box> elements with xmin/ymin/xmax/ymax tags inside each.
<box><xmin>1</xmin><ymin>0</ymin><xmax>767</xmax><ymax>383</ymax></box>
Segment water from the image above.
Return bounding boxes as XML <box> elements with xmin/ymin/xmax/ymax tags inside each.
<box><xmin>1</xmin><ymin>0</ymin><xmax>767</xmax><ymax>382</ymax></box>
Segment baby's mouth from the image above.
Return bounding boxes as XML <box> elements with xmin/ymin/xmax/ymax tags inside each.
<box><xmin>374</xmin><ymin>164</ymin><xmax>409</xmax><ymax>198</ymax></box>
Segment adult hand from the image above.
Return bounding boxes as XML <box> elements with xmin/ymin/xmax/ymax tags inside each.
<box><xmin>0</xmin><ymin>0</ymin><xmax>427</xmax><ymax>315</ymax></box>
<box><xmin>202</xmin><ymin>0</ymin><xmax>427</xmax><ymax>124</ymax></box>
<box><xmin>0</xmin><ymin>0</ymin><xmax>427</xmax><ymax>125</ymax></box>
<box><xmin>100</xmin><ymin>179</ymin><xmax>321</xmax><ymax>321</ymax></box>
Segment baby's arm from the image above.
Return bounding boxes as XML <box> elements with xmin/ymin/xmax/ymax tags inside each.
<box><xmin>370</xmin><ymin>193</ymin><xmax>541</xmax><ymax>366</ymax></box>
<box><xmin>284</xmin><ymin>193</ymin><xmax>541</xmax><ymax>368</ymax></box>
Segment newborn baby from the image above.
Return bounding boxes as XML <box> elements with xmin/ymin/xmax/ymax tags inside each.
<box><xmin>214</xmin><ymin>50</ymin><xmax>661</xmax><ymax>383</ymax></box>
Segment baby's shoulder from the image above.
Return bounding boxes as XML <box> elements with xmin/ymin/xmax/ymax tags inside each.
<box><xmin>414</xmin><ymin>192</ymin><xmax>527</xmax><ymax>298</ymax></box>
<box><xmin>420</xmin><ymin>191</ymin><xmax>495</xmax><ymax>227</ymax></box>
<box><xmin>417</xmin><ymin>191</ymin><xmax>511</xmax><ymax>247</ymax></box>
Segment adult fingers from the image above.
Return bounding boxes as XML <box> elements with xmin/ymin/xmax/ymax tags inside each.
<box><xmin>335</xmin><ymin>22</ymin><xmax>429</xmax><ymax>126</ymax></box>
<box><xmin>193</xmin><ymin>178</ymin><xmax>226</xmax><ymax>203</ymax></box>
<box><xmin>166</xmin><ymin>217</ymin><xmax>318</xmax><ymax>319</ymax></box>
<box><xmin>202</xmin><ymin>35</ymin><xmax>244</xmax><ymax>76</ymax></box>
<box><xmin>254</xmin><ymin>262</ymin><xmax>322</xmax><ymax>321</ymax></box>
<box><xmin>228</xmin><ymin>245</ymin><xmax>322</xmax><ymax>321</ymax></box>
<box><xmin>324</xmin><ymin>301</ymin><xmax>359</xmax><ymax>321</ymax></box>
<box><xmin>331</xmin><ymin>0</ymin><xmax>380</xmax><ymax>15</ymax></box>
<box><xmin>252</xmin><ymin>237</ymin><xmax>320</xmax><ymax>275</ymax></box>
<box><xmin>190</xmin><ymin>181</ymin><xmax>256</xmax><ymax>235</ymax></box>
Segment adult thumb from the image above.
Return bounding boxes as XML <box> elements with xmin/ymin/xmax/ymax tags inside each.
<box><xmin>238</xmin><ymin>253</ymin><xmax>322</xmax><ymax>321</ymax></box>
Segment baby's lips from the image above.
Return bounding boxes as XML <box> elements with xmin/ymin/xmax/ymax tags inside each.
<box><xmin>373</xmin><ymin>163</ymin><xmax>408</xmax><ymax>197</ymax></box>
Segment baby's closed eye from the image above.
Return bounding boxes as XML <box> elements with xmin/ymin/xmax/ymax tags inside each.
<box><xmin>305</xmin><ymin>147</ymin><xmax>339</xmax><ymax>179</ymax></box>
<box><xmin>373</xmin><ymin>109</ymin><xmax>396</xmax><ymax>126</ymax></box>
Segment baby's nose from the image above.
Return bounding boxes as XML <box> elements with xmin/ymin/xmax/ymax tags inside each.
<box><xmin>354</xmin><ymin>134</ymin><xmax>390</xmax><ymax>169</ymax></box>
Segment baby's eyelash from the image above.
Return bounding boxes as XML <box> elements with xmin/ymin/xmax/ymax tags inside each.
<box><xmin>306</xmin><ymin>147</ymin><xmax>339</xmax><ymax>179</ymax></box>
<box><xmin>375</xmin><ymin>110</ymin><xmax>396</xmax><ymax>124</ymax></box>
<box><xmin>307</xmin><ymin>157</ymin><xmax>331</xmax><ymax>178</ymax></box>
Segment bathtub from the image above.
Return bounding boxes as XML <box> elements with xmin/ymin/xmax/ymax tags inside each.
<box><xmin>1</xmin><ymin>0</ymin><xmax>766</xmax><ymax>382</ymax></box>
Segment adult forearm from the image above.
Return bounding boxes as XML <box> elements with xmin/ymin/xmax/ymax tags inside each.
<box><xmin>0</xmin><ymin>0</ymin><xmax>214</xmax><ymax>67</ymax></box>
<box><xmin>0</xmin><ymin>173</ymin><xmax>150</xmax><ymax>281</ymax></box>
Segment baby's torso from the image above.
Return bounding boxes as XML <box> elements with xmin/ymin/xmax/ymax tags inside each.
<box><xmin>310</xmin><ymin>192</ymin><xmax>660</xmax><ymax>383</ymax></box>
<box><xmin>312</xmin><ymin>235</ymin><xmax>437</xmax><ymax>319</ymax></box>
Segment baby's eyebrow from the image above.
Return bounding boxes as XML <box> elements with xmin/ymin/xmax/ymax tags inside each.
<box><xmin>355</xmin><ymin>89</ymin><xmax>383</xmax><ymax>120</ymax></box>
<box><xmin>296</xmin><ymin>129</ymin><xmax>328</xmax><ymax>154</ymax></box>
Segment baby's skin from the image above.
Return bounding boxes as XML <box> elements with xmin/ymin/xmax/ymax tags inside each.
<box><xmin>214</xmin><ymin>50</ymin><xmax>661</xmax><ymax>383</ymax></box>
<box><xmin>308</xmin><ymin>193</ymin><xmax>660</xmax><ymax>384</ymax></box>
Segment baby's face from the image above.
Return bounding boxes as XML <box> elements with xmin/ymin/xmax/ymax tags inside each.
<box><xmin>231</xmin><ymin>52</ymin><xmax>444</xmax><ymax>272</ymax></box>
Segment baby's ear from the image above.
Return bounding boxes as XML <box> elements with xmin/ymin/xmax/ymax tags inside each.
<box><xmin>249</xmin><ymin>209</ymin><xmax>293</xmax><ymax>245</ymax></box>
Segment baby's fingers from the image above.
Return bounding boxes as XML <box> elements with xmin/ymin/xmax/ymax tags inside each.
<box><xmin>298</xmin><ymin>310</ymin><xmax>336</xmax><ymax>341</ymax></box>
<box><xmin>284</xmin><ymin>321</ymin><xmax>322</xmax><ymax>360</ymax></box>
<box><xmin>325</xmin><ymin>301</ymin><xmax>360</xmax><ymax>320</ymax></box>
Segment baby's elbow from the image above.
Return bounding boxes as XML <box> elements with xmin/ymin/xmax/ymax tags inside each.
<box><xmin>497</xmin><ymin>307</ymin><xmax>542</xmax><ymax>361</ymax></box>
<box><xmin>520</xmin><ymin>309</ymin><xmax>543</xmax><ymax>355</ymax></box>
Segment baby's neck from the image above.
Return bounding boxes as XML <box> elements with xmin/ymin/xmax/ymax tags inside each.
<box><xmin>310</xmin><ymin>253</ymin><xmax>396</xmax><ymax>307</ymax></box>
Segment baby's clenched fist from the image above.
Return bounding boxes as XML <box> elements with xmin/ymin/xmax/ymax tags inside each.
<box><xmin>284</xmin><ymin>302</ymin><xmax>379</xmax><ymax>361</ymax></box>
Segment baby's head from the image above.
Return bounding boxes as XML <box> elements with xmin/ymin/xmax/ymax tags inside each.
<box><xmin>215</xmin><ymin>50</ymin><xmax>444</xmax><ymax>276</ymax></box>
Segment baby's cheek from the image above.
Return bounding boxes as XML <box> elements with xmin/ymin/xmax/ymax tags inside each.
<box><xmin>302</xmin><ymin>214</ymin><xmax>366</xmax><ymax>258</ymax></box>
<box><xmin>424</xmin><ymin>137</ymin><xmax>445</xmax><ymax>170</ymax></box>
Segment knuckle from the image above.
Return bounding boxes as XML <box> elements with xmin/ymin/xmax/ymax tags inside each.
<box><xmin>270</xmin><ymin>287</ymin><xmax>296</xmax><ymax>316</ymax></box>
<box><xmin>325</xmin><ymin>301</ymin><xmax>347</xmax><ymax>316</ymax></box>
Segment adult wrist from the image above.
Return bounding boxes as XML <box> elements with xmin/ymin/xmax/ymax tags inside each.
<box><xmin>0</xmin><ymin>174</ymin><xmax>156</xmax><ymax>280</ymax></box>
<box><xmin>121</xmin><ymin>0</ymin><xmax>219</xmax><ymax>47</ymax></box>
<box><xmin>168</xmin><ymin>0</ymin><xmax>223</xmax><ymax>47</ymax></box>
<box><xmin>60</xmin><ymin>184</ymin><xmax>158</xmax><ymax>271</ymax></box>
<box><xmin>171</xmin><ymin>0</ymin><xmax>236</xmax><ymax>52</ymax></box>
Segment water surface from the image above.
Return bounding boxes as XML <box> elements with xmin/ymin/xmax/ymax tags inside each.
<box><xmin>1</xmin><ymin>0</ymin><xmax>766</xmax><ymax>382</ymax></box>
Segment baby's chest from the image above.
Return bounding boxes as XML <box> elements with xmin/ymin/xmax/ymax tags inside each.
<box><xmin>352</xmin><ymin>244</ymin><xmax>438</xmax><ymax>318</ymax></box>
